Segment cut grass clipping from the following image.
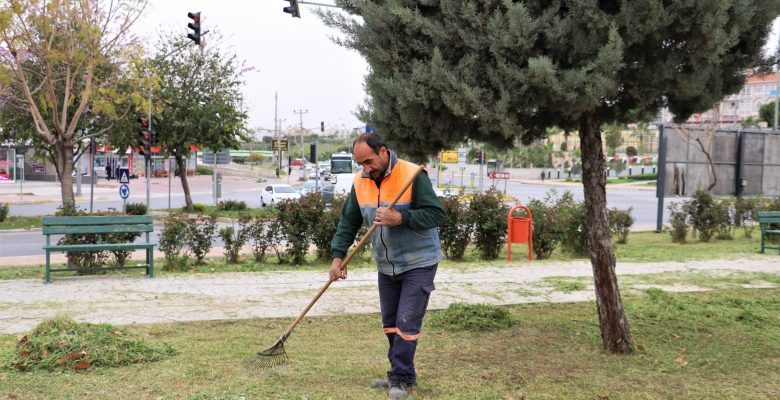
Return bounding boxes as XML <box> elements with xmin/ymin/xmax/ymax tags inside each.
<box><xmin>4</xmin><ymin>316</ymin><xmax>177</xmax><ymax>372</ymax></box>
<box><xmin>428</xmin><ymin>302</ymin><xmax>514</xmax><ymax>332</ymax></box>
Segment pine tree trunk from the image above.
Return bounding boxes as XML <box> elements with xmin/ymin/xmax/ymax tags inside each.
<box><xmin>176</xmin><ymin>155</ymin><xmax>193</xmax><ymax>211</ymax></box>
<box><xmin>578</xmin><ymin>111</ymin><xmax>633</xmax><ymax>354</ymax></box>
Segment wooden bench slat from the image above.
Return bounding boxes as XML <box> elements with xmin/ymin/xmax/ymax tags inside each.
<box><xmin>48</xmin><ymin>265</ymin><xmax>150</xmax><ymax>272</ymax></box>
<box><xmin>44</xmin><ymin>243</ymin><xmax>154</xmax><ymax>252</ymax></box>
<box><xmin>43</xmin><ymin>224</ymin><xmax>154</xmax><ymax>235</ymax></box>
<box><xmin>42</xmin><ymin>215</ymin><xmax>153</xmax><ymax>226</ymax></box>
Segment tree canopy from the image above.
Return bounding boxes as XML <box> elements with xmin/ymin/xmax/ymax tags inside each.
<box><xmin>0</xmin><ymin>0</ymin><xmax>145</xmax><ymax>208</ymax></box>
<box><xmin>323</xmin><ymin>0</ymin><xmax>779</xmax><ymax>160</ymax></box>
<box><xmin>323</xmin><ymin>0</ymin><xmax>780</xmax><ymax>353</ymax></box>
<box><xmin>759</xmin><ymin>99</ymin><xmax>777</xmax><ymax>128</ymax></box>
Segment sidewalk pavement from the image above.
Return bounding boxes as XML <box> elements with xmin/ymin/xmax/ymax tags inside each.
<box><xmin>0</xmin><ymin>256</ymin><xmax>777</xmax><ymax>334</ymax></box>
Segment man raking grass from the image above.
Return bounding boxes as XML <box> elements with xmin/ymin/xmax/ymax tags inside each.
<box><xmin>245</xmin><ymin>133</ymin><xmax>443</xmax><ymax>400</ymax></box>
<box><xmin>329</xmin><ymin>132</ymin><xmax>445</xmax><ymax>399</ymax></box>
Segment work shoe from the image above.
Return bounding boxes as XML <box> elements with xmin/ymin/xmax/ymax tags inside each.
<box><xmin>387</xmin><ymin>381</ymin><xmax>409</xmax><ymax>399</ymax></box>
<box><xmin>371</xmin><ymin>379</ymin><xmax>416</xmax><ymax>389</ymax></box>
<box><xmin>371</xmin><ymin>379</ymin><xmax>390</xmax><ymax>388</ymax></box>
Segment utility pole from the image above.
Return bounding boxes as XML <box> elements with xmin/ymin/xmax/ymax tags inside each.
<box><xmin>294</xmin><ymin>109</ymin><xmax>309</xmax><ymax>162</ymax></box>
<box><xmin>275</xmin><ymin>92</ymin><xmax>280</xmax><ymax>178</ymax></box>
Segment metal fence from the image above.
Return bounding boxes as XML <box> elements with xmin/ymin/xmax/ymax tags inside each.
<box><xmin>659</xmin><ymin>125</ymin><xmax>780</xmax><ymax>197</ymax></box>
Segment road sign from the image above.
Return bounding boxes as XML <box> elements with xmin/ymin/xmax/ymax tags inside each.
<box><xmin>202</xmin><ymin>149</ymin><xmax>231</xmax><ymax>165</ymax></box>
<box><xmin>457</xmin><ymin>147</ymin><xmax>468</xmax><ymax>161</ymax></box>
<box><xmin>489</xmin><ymin>172</ymin><xmax>510</xmax><ymax>180</ymax></box>
<box><xmin>272</xmin><ymin>139</ymin><xmax>289</xmax><ymax>151</ymax></box>
<box><xmin>457</xmin><ymin>147</ymin><xmax>468</xmax><ymax>169</ymax></box>
<box><xmin>440</xmin><ymin>150</ymin><xmax>458</xmax><ymax>163</ymax></box>
<box><xmin>769</xmin><ymin>89</ymin><xmax>779</xmax><ymax>96</ymax></box>
<box><xmin>118</xmin><ymin>168</ymin><xmax>130</xmax><ymax>183</ymax></box>
<box><xmin>119</xmin><ymin>184</ymin><xmax>130</xmax><ymax>199</ymax></box>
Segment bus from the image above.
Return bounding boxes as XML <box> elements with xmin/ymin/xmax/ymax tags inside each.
<box><xmin>330</xmin><ymin>152</ymin><xmax>356</xmax><ymax>195</ymax></box>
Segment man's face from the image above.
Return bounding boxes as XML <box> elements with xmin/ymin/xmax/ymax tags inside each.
<box><xmin>354</xmin><ymin>141</ymin><xmax>389</xmax><ymax>180</ymax></box>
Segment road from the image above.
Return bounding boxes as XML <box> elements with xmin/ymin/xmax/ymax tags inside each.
<box><xmin>1</xmin><ymin>176</ymin><xmax>675</xmax><ymax>258</ymax></box>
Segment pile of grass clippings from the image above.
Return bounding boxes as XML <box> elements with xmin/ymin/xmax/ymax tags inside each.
<box><xmin>5</xmin><ymin>316</ymin><xmax>177</xmax><ymax>372</ymax></box>
<box><xmin>428</xmin><ymin>302</ymin><xmax>514</xmax><ymax>332</ymax></box>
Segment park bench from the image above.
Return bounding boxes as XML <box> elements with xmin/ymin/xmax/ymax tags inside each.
<box><xmin>757</xmin><ymin>211</ymin><xmax>780</xmax><ymax>254</ymax></box>
<box><xmin>42</xmin><ymin>215</ymin><xmax>155</xmax><ymax>283</ymax></box>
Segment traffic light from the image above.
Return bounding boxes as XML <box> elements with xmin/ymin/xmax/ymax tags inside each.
<box><xmin>309</xmin><ymin>143</ymin><xmax>318</xmax><ymax>164</ymax></box>
<box><xmin>187</xmin><ymin>12</ymin><xmax>201</xmax><ymax>45</ymax></box>
<box><xmin>137</xmin><ymin>118</ymin><xmax>151</xmax><ymax>159</ymax></box>
<box><xmin>283</xmin><ymin>0</ymin><xmax>300</xmax><ymax>18</ymax></box>
<box><xmin>320</xmin><ymin>121</ymin><xmax>324</xmax><ymax>132</ymax></box>
<box><xmin>150</xmin><ymin>116</ymin><xmax>160</xmax><ymax>149</ymax></box>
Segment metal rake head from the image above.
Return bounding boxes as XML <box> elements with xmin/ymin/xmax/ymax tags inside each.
<box><xmin>242</xmin><ymin>337</ymin><xmax>289</xmax><ymax>374</ymax></box>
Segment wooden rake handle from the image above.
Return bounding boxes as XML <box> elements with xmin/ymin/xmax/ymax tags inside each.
<box><xmin>280</xmin><ymin>164</ymin><xmax>424</xmax><ymax>339</ymax></box>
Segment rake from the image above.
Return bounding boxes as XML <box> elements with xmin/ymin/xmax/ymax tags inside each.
<box><xmin>243</xmin><ymin>164</ymin><xmax>424</xmax><ymax>373</ymax></box>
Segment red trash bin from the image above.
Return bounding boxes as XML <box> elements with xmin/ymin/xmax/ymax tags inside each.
<box><xmin>507</xmin><ymin>204</ymin><xmax>533</xmax><ymax>261</ymax></box>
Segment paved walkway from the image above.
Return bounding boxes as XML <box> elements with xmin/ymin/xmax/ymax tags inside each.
<box><xmin>1</xmin><ymin>256</ymin><xmax>777</xmax><ymax>334</ymax></box>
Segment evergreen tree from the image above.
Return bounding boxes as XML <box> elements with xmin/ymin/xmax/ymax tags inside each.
<box><xmin>323</xmin><ymin>0</ymin><xmax>780</xmax><ymax>353</ymax></box>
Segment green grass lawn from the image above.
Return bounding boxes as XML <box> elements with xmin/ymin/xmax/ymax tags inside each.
<box><xmin>0</xmin><ymin>215</ymin><xmax>43</xmax><ymax>230</ymax></box>
<box><xmin>1</xmin><ymin>288</ymin><xmax>778</xmax><ymax>399</ymax></box>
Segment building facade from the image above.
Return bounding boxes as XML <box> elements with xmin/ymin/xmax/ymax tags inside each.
<box><xmin>681</xmin><ymin>71</ymin><xmax>780</xmax><ymax>126</ymax></box>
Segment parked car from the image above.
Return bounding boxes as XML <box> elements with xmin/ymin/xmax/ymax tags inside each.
<box><xmin>299</xmin><ymin>180</ymin><xmax>319</xmax><ymax>196</ymax></box>
<box><xmin>433</xmin><ymin>186</ymin><xmax>457</xmax><ymax>199</ymax></box>
<box><xmin>321</xmin><ymin>183</ymin><xmax>335</xmax><ymax>204</ymax></box>
<box><xmin>261</xmin><ymin>184</ymin><xmax>301</xmax><ymax>207</ymax></box>
<box><xmin>299</xmin><ymin>180</ymin><xmax>335</xmax><ymax>204</ymax></box>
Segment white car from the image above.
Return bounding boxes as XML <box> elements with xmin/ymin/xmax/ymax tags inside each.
<box><xmin>260</xmin><ymin>184</ymin><xmax>301</xmax><ymax>207</ymax></box>
<box><xmin>433</xmin><ymin>186</ymin><xmax>456</xmax><ymax>198</ymax></box>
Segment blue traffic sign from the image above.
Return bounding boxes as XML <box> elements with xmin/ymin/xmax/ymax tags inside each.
<box><xmin>119</xmin><ymin>184</ymin><xmax>130</xmax><ymax>199</ymax></box>
<box><xmin>768</xmin><ymin>89</ymin><xmax>779</xmax><ymax>96</ymax></box>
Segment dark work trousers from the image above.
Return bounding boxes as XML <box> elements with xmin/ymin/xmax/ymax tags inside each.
<box><xmin>378</xmin><ymin>264</ymin><xmax>437</xmax><ymax>385</ymax></box>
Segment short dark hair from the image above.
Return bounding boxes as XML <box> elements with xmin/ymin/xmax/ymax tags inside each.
<box><xmin>353</xmin><ymin>132</ymin><xmax>386</xmax><ymax>154</ymax></box>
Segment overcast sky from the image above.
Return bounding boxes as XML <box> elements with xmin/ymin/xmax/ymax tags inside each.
<box><xmin>132</xmin><ymin>2</ymin><xmax>780</xmax><ymax>137</ymax></box>
<box><xmin>134</xmin><ymin>1</ymin><xmax>367</xmax><ymax>137</ymax></box>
